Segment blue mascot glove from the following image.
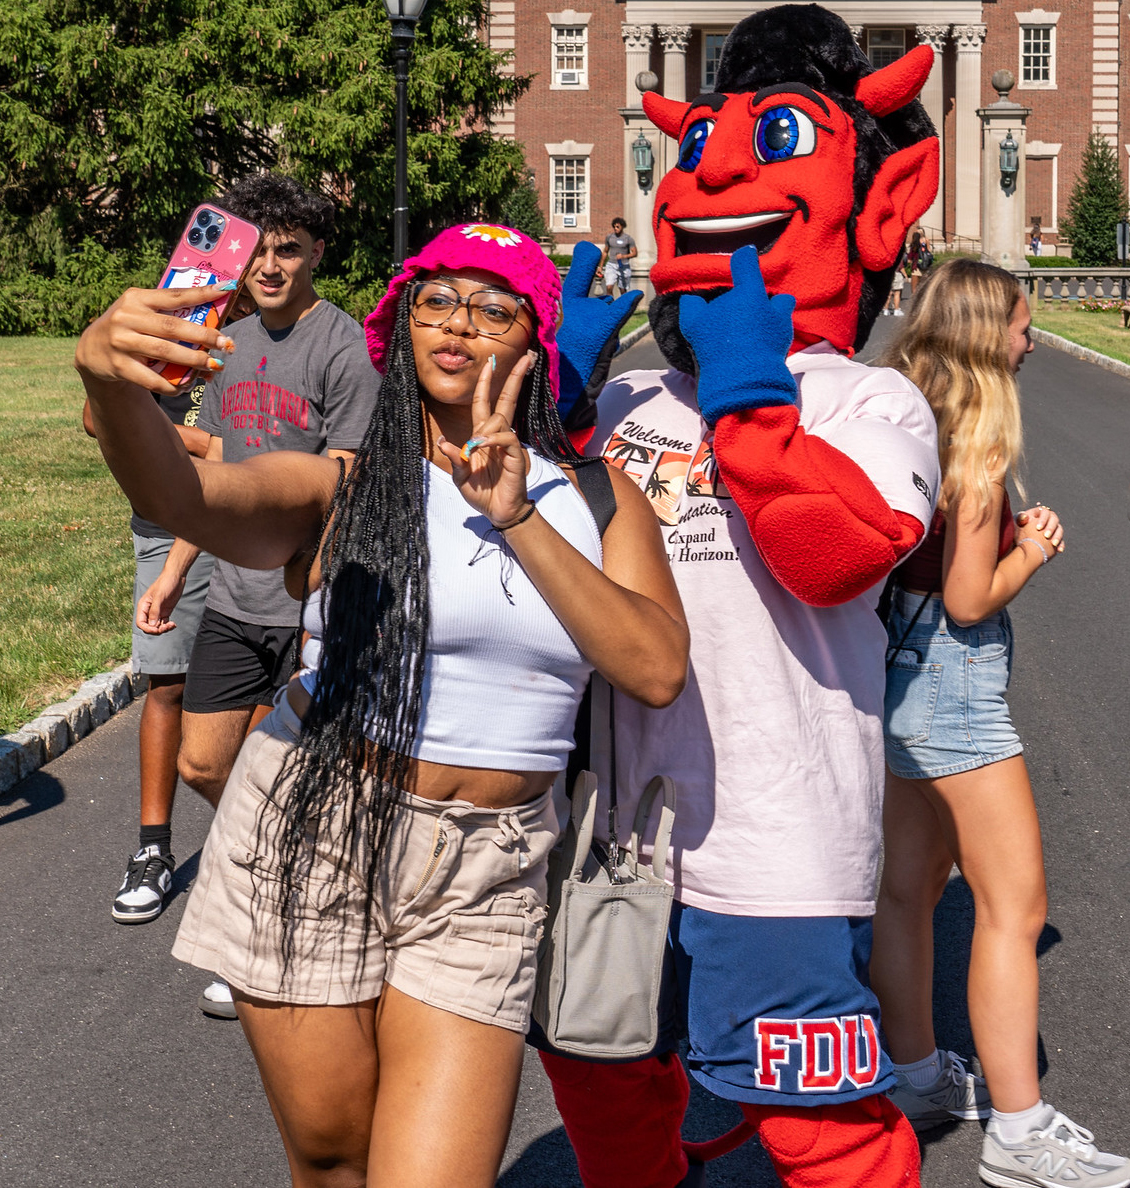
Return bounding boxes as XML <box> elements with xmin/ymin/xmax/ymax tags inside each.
<box><xmin>678</xmin><ymin>246</ymin><xmax>797</xmax><ymax>427</ymax></box>
<box><xmin>556</xmin><ymin>241</ymin><xmax>643</xmax><ymax>434</ymax></box>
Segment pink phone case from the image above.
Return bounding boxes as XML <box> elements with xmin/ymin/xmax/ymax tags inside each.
<box><xmin>153</xmin><ymin>203</ymin><xmax>262</xmax><ymax>387</ymax></box>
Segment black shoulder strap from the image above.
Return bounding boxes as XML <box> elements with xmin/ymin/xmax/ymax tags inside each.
<box><xmin>573</xmin><ymin>459</ymin><xmax>616</xmax><ymax>537</ymax></box>
<box><xmin>565</xmin><ymin>461</ymin><xmax>617</xmax><ymax>789</ymax></box>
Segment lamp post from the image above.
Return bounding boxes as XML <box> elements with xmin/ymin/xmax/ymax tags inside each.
<box><xmin>383</xmin><ymin>0</ymin><xmax>429</xmax><ymax>270</ymax></box>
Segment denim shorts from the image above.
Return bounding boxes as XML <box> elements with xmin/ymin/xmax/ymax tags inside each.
<box><xmin>883</xmin><ymin>587</ymin><xmax>1023</xmax><ymax>780</ymax></box>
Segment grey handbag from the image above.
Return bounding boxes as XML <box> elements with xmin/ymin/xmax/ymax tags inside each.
<box><xmin>532</xmin><ymin>683</ymin><xmax>676</xmax><ymax>1059</ymax></box>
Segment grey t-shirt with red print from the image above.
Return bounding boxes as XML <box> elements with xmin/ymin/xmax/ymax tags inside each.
<box><xmin>198</xmin><ymin>299</ymin><xmax>379</xmax><ymax>626</ymax></box>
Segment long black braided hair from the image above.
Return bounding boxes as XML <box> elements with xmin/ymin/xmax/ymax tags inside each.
<box><xmin>256</xmin><ymin>285</ymin><xmax>585</xmax><ymax>983</ymax></box>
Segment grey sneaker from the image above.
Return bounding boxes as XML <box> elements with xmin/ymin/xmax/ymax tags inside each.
<box><xmin>980</xmin><ymin>1112</ymin><xmax>1130</xmax><ymax>1188</ymax></box>
<box><xmin>887</xmin><ymin>1050</ymin><xmax>990</xmax><ymax>1131</ymax></box>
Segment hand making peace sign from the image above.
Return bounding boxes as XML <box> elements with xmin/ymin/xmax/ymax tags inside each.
<box><xmin>436</xmin><ymin>350</ymin><xmax>538</xmax><ymax>530</ymax></box>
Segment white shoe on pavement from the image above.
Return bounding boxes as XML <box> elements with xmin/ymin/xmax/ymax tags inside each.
<box><xmin>980</xmin><ymin>1111</ymin><xmax>1130</xmax><ymax>1188</ymax></box>
<box><xmin>887</xmin><ymin>1049</ymin><xmax>990</xmax><ymax>1131</ymax></box>
<box><xmin>199</xmin><ymin>977</ymin><xmax>238</xmax><ymax>1020</ymax></box>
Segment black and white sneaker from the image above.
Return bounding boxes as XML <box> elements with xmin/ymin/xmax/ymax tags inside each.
<box><xmin>111</xmin><ymin>845</ymin><xmax>175</xmax><ymax>924</ymax></box>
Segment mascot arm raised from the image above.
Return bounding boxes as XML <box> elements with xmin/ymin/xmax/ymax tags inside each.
<box><xmin>557</xmin><ymin>242</ymin><xmax>643</xmax><ymax>450</ymax></box>
<box><xmin>680</xmin><ymin>247</ymin><xmax>923</xmax><ymax>608</ymax></box>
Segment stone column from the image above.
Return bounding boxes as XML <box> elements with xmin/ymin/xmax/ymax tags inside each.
<box><xmin>622</xmin><ymin>27</ymin><xmax>657</xmax><ymax>297</ymax></box>
<box><xmin>658</xmin><ymin>25</ymin><xmax>691</xmax><ymax>103</ymax></box>
<box><xmin>954</xmin><ymin>24</ymin><xmax>987</xmax><ymax>243</ymax></box>
<box><xmin>978</xmin><ymin>71</ymin><xmax>1031</xmax><ymax>271</ymax></box>
<box><xmin>915</xmin><ymin>25</ymin><xmax>949</xmax><ymax>242</ymax></box>
<box><xmin>621</xmin><ymin>23</ymin><xmax>653</xmax><ymax>108</ymax></box>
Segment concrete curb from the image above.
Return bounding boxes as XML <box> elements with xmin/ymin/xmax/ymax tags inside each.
<box><xmin>0</xmin><ymin>325</ymin><xmax>668</xmax><ymax>796</ymax></box>
<box><xmin>1030</xmin><ymin>326</ymin><xmax>1130</xmax><ymax>381</ymax></box>
<box><xmin>616</xmin><ymin>321</ymin><xmax>653</xmax><ymax>354</ymax></box>
<box><xmin>1</xmin><ymin>664</ymin><xmax>145</xmax><ymax>795</ymax></box>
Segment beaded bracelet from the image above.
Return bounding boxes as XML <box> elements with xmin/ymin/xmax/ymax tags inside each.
<box><xmin>494</xmin><ymin>500</ymin><xmax>537</xmax><ymax>532</ymax></box>
<box><xmin>1018</xmin><ymin>536</ymin><xmax>1050</xmax><ymax>565</ymax></box>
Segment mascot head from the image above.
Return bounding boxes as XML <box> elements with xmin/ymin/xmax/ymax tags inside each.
<box><xmin>644</xmin><ymin>4</ymin><xmax>939</xmax><ymax>371</ymax></box>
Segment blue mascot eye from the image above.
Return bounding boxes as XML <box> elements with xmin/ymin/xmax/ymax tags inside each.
<box><xmin>753</xmin><ymin>106</ymin><xmax>817</xmax><ymax>163</ymax></box>
<box><xmin>677</xmin><ymin>119</ymin><xmax>714</xmax><ymax>171</ymax></box>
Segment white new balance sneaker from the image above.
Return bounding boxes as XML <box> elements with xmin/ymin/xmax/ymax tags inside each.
<box><xmin>980</xmin><ymin>1111</ymin><xmax>1130</xmax><ymax>1188</ymax></box>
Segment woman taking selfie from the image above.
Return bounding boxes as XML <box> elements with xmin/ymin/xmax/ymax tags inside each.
<box><xmin>870</xmin><ymin>260</ymin><xmax>1127</xmax><ymax>1188</ymax></box>
<box><xmin>76</xmin><ymin>223</ymin><xmax>688</xmax><ymax>1188</ymax></box>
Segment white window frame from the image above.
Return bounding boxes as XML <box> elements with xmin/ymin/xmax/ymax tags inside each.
<box><xmin>548</xmin><ymin>11</ymin><xmax>591</xmax><ymax>90</ymax></box>
<box><xmin>1016</xmin><ymin>10</ymin><xmax>1059</xmax><ymax>90</ymax></box>
<box><xmin>546</xmin><ymin>142</ymin><xmax>593</xmax><ymax>232</ymax></box>
<box><xmin>866</xmin><ymin>28</ymin><xmax>906</xmax><ymax>69</ymax></box>
<box><xmin>702</xmin><ymin>32</ymin><xmax>727</xmax><ymax>91</ymax></box>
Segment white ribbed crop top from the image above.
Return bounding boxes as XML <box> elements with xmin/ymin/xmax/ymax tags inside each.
<box><xmin>299</xmin><ymin>452</ymin><xmax>603</xmax><ymax>771</ymax></box>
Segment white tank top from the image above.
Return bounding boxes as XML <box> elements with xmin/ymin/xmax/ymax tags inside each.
<box><xmin>300</xmin><ymin>452</ymin><xmax>602</xmax><ymax>771</ymax></box>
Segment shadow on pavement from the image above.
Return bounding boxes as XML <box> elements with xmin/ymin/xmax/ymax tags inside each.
<box><xmin>498</xmin><ymin>1126</ymin><xmax>580</xmax><ymax>1187</ymax></box>
<box><xmin>169</xmin><ymin>846</ymin><xmax>202</xmax><ymax>904</ymax></box>
<box><xmin>0</xmin><ymin>769</ymin><xmax>64</xmax><ymax>826</ymax></box>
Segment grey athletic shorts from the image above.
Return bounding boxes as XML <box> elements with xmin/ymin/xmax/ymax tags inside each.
<box><xmin>131</xmin><ymin>534</ymin><xmax>215</xmax><ymax>676</ymax></box>
<box><xmin>172</xmin><ymin>693</ymin><xmax>559</xmax><ymax>1031</ymax></box>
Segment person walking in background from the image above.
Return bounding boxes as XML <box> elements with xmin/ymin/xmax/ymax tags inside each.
<box><xmin>599</xmin><ymin>217</ymin><xmax>636</xmax><ymax>297</ymax></box>
<box><xmin>908</xmin><ymin>228</ymin><xmax>933</xmax><ymax>292</ymax></box>
<box><xmin>76</xmin><ymin>221</ymin><xmax>687</xmax><ymax>1188</ymax></box>
<box><xmin>885</xmin><ymin>241</ymin><xmax>908</xmax><ymax>316</ymax></box>
<box><xmin>870</xmin><ymin>259</ymin><xmax>1129</xmax><ymax>1188</ymax></box>
<box><xmin>1030</xmin><ymin>224</ymin><xmax>1042</xmax><ymax>256</ymax></box>
<box><xmin>82</xmin><ymin>382</ymin><xmax>215</xmax><ymax>924</ymax></box>
<box><xmin>139</xmin><ymin>172</ymin><xmax>379</xmax><ymax>1017</ymax></box>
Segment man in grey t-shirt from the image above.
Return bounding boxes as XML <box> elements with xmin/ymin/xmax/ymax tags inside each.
<box><xmin>599</xmin><ymin>217</ymin><xmax>637</xmax><ymax>297</ymax></box>
<box><xmin>141</xmin><ymin>178</ymin><xmax>377</xmax><ymax>806</ymax></box>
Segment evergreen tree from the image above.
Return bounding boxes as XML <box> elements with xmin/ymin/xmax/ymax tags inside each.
<box><xmin>1060</xmin><ymin>132</ymin><xmax>1127</xmax><ymax>266</ymax></box>
<box><xmin>497</xmin><ymin>169</ymin><xmax>552</xmax><ymax>247</ymax></box>
<box><xmin>0</xmin><ymin>0</ymin><xmax>532</xmax><ymax>288</ymax></box>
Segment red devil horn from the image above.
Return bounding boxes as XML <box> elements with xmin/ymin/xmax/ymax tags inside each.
<box><xmin>854</xmin><ymin>44</ymin><xmax>934</xmax><ymax>117</ymax></box>
<box><xmin>643</xmin><ymin>91</ymin><xmax>692</xmax><ymax>138</ymax></box>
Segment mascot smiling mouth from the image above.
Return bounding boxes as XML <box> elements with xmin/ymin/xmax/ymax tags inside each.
<box><xmin>665</xmin><ymin>203</ymin><xmax>807</xmax><ymax>258</ymax></box>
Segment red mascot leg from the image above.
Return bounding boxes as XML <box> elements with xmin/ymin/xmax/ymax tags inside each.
<box><xmin>748</xmin><ymin>1094</ymin><xmax>921</xmax><ymax>1188</ymax></box>
<box><xmin>539</xmin><ymin>1050</ymin><xmax>692</xmax><ymax>1188</ymax></box>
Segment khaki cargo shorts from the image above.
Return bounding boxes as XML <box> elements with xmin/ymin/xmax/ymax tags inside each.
<box><xmin>173</xmin><ymin>695</ymin><xmax>559</xmax><ymax>1031</ymax></box>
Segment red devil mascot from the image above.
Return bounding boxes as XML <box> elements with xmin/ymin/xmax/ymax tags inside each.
<box><xmin>540</xmin><ymin>6</ymin><xmax>951</xmax><ymax>1186</ymax></box>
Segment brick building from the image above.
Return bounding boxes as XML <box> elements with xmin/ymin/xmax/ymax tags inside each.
<box><xmin>485</xmin><ymin>0</ymin><xmax>1128</xmax><ymax>273</ymax></box>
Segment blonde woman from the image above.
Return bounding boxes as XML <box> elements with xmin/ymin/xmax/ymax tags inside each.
<box><xmin>869</xmin><ymin>260</ymin><xmax>1128</xmax><ymax>1188</ymax></box>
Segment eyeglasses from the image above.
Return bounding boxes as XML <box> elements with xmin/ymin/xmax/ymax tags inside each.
<box><xmin>410</xmin><ymin>281</ymin><xmax>529</xmax><ymax>336</ymax></box>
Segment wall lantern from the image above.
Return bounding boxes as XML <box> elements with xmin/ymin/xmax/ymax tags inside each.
<box><xmin>999</xmin><ymin>130</ymin><xmax>1019</xmax><ymax>193</ymax></box>
<box><xmin>632</xmin><ymin>132</ymin><xmax>654</xmax><ymax>192</ymax></box>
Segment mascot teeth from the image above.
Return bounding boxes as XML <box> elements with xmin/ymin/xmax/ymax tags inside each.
<box><xmin>672</xmin><ymin>213</ymin><xmax>792</xmax><ymax>232</ymax></box>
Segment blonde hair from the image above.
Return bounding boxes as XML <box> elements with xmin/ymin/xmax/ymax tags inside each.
<box><xmin>879</xmin><ymin>258</ymin><xmax>1025</xmax><ymax>521</ymax></box>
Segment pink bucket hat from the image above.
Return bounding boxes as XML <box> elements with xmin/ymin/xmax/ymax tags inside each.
<box><xmin>364</xmin><ymin>223</ymin><xmax>563</xmax><ymax>399</ymax></box>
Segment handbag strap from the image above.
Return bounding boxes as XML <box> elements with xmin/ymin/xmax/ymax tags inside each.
<box><xmin>628</xmin><ymin>776</ymin><xmax>676</xmax><ymax>879</ymax></box>
<box><xmin>573</xmin><ymin>459</ymin><xmax>617</xmax><ymax>537</ymax></box>
<box><xmin>885</xmin><ymin>585</ymin><xmax>935</xmax><ymax>669</ymax></box>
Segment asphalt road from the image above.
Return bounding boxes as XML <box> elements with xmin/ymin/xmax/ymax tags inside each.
<box><xmin>1</xmin><ymin>315</ymin><xmax>1127</xmax><ymax>1187</ymax></box>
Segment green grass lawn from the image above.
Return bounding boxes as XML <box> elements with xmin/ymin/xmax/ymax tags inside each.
<box><xmin>0</xmin><ymin>337</ymin><xmax>134</xmax><ymax>733</ymax></box>
<box><xmin>1031</xmin><ymin>305</ymin><xmax>1130</xmax><ymax>367</ymax></box>
<box><xmin>621</xmin><ymin>311</ymin><xmax>650</xmax><ymax>338</ymax></box>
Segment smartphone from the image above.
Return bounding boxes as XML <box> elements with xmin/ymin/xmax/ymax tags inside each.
<box><xmin>152</xmin><ymin>203</ymin><xmax>263</xmax><ymax>387</ymax></box>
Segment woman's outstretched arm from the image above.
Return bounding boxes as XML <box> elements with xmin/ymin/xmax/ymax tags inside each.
<box><xmin>76</xmin><ymin>284</ymin><xmax>339</xmax><ymax>572</ymax></box>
